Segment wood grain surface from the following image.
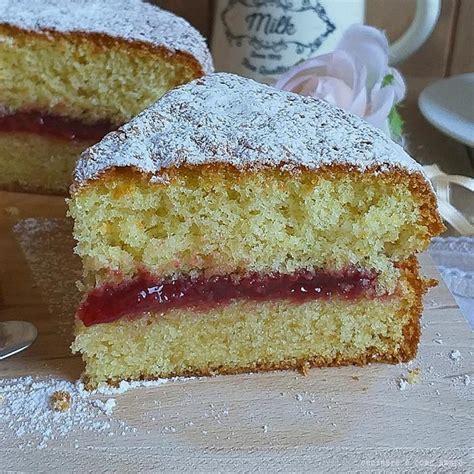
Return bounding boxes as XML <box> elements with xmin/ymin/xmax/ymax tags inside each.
<box><xmin>1</xmin><ymin>190</ymin><xmax>473</xmax><ymax>471</ymax></box>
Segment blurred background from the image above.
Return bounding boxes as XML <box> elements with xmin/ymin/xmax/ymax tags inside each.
<box><xmin>153</xmin><ymin>0</ymin><xmax>473</xmax><ymax>78</ymax></box>
<box><xmin>153</xmin><ymin>0</ymin><xmax>473</xmax><ymax>178</ymax></box>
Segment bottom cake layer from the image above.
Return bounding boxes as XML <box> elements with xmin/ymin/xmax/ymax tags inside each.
<box><xmin>73</xmin><ymin>275</ymin><xmax>424</xmax><ymax>387</ymax></box>
<box><xmin>0</xmin><ymin>132</ymin><xmax>94</xmax><ymax>194</ymax></box>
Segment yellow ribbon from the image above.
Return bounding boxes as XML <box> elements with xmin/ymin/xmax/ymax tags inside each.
<box><xmin>423</xmin><ymin>164</ymin><xmax>474</xmax><ymax>236</ymax></box>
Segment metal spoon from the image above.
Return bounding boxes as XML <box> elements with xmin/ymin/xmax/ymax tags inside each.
<box><xmin>0</xmin><ymin>321</ymin><xmax>38</xmax><ymax>360</ymax></box>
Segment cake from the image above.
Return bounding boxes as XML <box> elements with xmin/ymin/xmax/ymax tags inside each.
<box><xmin>0</xmin><ymin>0</ymin><xmax>212</xmax><ymax>194</ymax></box>
<box><xmin>69</xmin><ymin>73</ymin><xmax>444</xmax><ymax>388</ymax></box>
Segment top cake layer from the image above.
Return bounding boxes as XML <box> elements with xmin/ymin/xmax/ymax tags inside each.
<box><xmin>0</xmin><ymin>0</ymin><xmax>212</xmax><ymax>73</ymax></box>
<box><xmin>74</xmin><ymin>73</ymin><xmax>424</xmax><ymax>188</ymax></box>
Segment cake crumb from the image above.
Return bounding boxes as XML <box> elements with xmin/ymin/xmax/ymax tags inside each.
<box><xmin>351</xmin><ymin>376</ymin><xmax>360</xmax><ymax>381</ymax></box>
<box><xmin>101</xmin><ymin>398</ymin><xmax>116</xmax><ymax>415</ymax></box>
<box><xmin>449</xmin><ymin>350</ymin><xmax>461</xmax><ymax>361</ymax></box>
<box><xmin>300</xmin><ymin>362</ymin><xmax>310</xmax><ymax>376</ymax></box>
<box><xmin>407</xmin><ymin>368</ymin><xmax>421</xmax><ymax>385</ymax></box>
<box><xmin>50</xmin><ymin>390</ymin><xmax>71</xmax><ymax>412</ymax></box>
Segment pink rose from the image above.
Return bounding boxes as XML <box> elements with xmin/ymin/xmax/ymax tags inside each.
<box><xmin>274</xmin><ymin>25</ymin><xmax>406</xmax><ymax>135</ymax></box>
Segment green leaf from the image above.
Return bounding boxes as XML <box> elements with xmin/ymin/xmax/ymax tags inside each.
<box><xmin>388</xmin><ymin>106</ymin><xmax>404</xmax><ymax>141</ymax></box>
<box><xmin>382</xmin><ymin>73</ymin><xmax>395</xmax><ymax>87</ymax></box>
<box><xmin>383</xmin><ymin>74</ymin><xmax>404</xmax><ymax>141</ymax></box>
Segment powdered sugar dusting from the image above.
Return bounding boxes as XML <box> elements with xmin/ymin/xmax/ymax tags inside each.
<box><xmin>13</xmin><ymin>218</ymin><xmax>80</xmax><ymax>337</ymax></box>
<box><xmin>0</xmin><ymin>0</ymin><xmax>213</xmax><ymax>73</ymax></box>
<box><xmin>88</xmin><ymin>376</ymin><xmax>194</xmax><ymax>396</ymax></box>
<box><xmin>74</xmin><ymin>73</ymin><xmax>425</xmax><ymax>187</ymax></box>
<box><xmin>0</xmin><ymin>374</ymin><xmax>199</xmax><ymax>449</ymax></box>
<box><xmin>0</xmin><ymin>376</ymin><xmax>128</xmax><ymax>449</ymax></box>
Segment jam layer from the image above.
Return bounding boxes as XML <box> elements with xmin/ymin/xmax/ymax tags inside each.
<box><xmin>0</xmin><ymin>111</ymin><xmax>118</xmax><ymax>142</ymax></box>
<box><xmin>78</xmin><ymin>269</ymin><xmax>379</xmax><ymax>327</ymax></box>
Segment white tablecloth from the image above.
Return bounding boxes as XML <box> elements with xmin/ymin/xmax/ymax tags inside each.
<box><xmin>429</xmin><ymin>236</ymin><xmax>474</xmax><ymax>329</ymax></box>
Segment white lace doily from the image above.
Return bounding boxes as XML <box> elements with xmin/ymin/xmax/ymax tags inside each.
<box><xmin>429</xmin><ymin>236</ymin><xmax>474</xmax><ymax>329</ymax></box>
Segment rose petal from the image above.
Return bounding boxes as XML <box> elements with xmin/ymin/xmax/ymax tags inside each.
<box><xmin>366</xmin><ymin>86</ymin><xmax>395</xmax><ymax>129</ymax></box>
<box><xmin>346</xmin><ymin>63</ymin><xmax>368</xmax><ymax>116</ymax></box>
<box><xmin>337</xmin><ymin>24</ymin><xmax>389</xmax><ymax>56</ymax></box>
<box><xmin>296</xmin><ymin>75</ymin><xmax>321</xmax><ymax>96</ymax></box>
<box><xmin>273</xmin><ymin>54</ymin><xmax>334</xmax><ymax>90</ymax></box>
<box><xmin>337</xmin><ymin>25</ymin><xmax>389</xmax><ymax>90</ymax></box>
<box><xmin>279</xmin><ymin>73</ymin><xmax>319</xmax><ymax>95</ymax></box>
<box><xmin>388</xmin><ymin>67</ymin><xmax>406</xmax><ymax>102</ymax></box>
<box><xmin>314</xmin><ymin>76</ymin><xmax>355</xmax><ymax>110</ymax></box>
<box><xmin>325</xmin><ymin>50</ymin><xmax>357</xmax><ymax>89</ymax></box>
<box><xmin>349</xmin><ymin>83</ymin><xmax>368</xmax><ymax>117</ymax></box>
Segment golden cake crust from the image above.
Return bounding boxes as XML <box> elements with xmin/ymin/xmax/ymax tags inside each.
<box><xmin>0</xmin><ymin>24</ymin><xmax>208</xmax><ymax>80</ymax></box>
<box><xmin>0</xmin><ymin>0</ymin><xmax>213</xmax><ymax>74</ymax></box>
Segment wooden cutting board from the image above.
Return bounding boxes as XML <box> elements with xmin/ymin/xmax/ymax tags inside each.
<box><xmin>1</xmin><ymin>190</ymin><xmax>473</xmax><ymax>471</ymax></box>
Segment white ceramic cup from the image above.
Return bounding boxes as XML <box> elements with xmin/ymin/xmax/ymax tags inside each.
<box><xmin>212</xmin><ymin>0</ymin><xmax>441</xmax><ymax>83</ymax></box>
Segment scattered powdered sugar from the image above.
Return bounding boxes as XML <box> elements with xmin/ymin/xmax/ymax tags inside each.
<box><xmin>397</xmin><ymin>378</ymin><xmax>408</xmax><ymax>391</ymax></box>
<box><xmin>81</xmin><ymin>377</ymin><xmax>193</xmax><ymax>396</ymax></box>
<box><xmin>0</xmin><ymin>375</ymin><xmax>198</xmax><ymax>449</ymax></box>
<box><xmin>74</xmin><ymin>73</ymin><xmax>426</xmax><ymax>188</ymax></box>
<box><xmin>95</xmin><ymin>398</ymin><xmax>116</xmax><ymax>416</ymax></box>
<box><xmin>449</xmin><ymin>350</ymin><xmax>462</xmax><ymax>361</ymax></box>
<box><xmin>0</xmin><ymin>0</ymin><xmax>212</xmax><ymax>74</ymax></box>
<box><xmin>0</xmin><ymin>376</ymin><xmax>127</xmax><ymax>449</ymax></box>
<box><xmin>13</xmin><ymin>218</ymin><xmax>80</xmax><ymax>337</ymax></box>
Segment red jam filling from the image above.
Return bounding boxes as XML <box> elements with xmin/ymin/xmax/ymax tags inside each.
<box><xmin>77</xmin><ymin>268</ymin><xmax>379</xmax><ymax>327</ymax></box>
<box><xmin>0</xmin><ymin>111</ymin><xmax>118</xmax><ymax>142</ymax></box>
